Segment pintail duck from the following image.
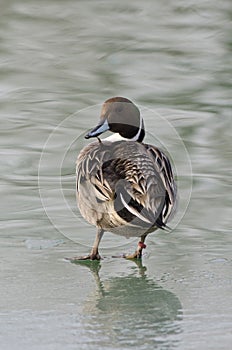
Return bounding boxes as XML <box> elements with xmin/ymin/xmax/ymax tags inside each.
<box><xmin>73</xmin><ymin>97</ymin><xmax>177</xmax><ymax>260</ymax></box>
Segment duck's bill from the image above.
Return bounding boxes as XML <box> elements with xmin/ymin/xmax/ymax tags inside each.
<box><xmin>85</xmin><ymin>119</ymin><xmax>109</xmax><ymax>139</ymax></box>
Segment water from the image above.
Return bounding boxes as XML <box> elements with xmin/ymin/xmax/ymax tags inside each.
<box><xmin>0</xmin><ymin>1</ymin><xmax>231</xmax><ymax>349</ymax></box>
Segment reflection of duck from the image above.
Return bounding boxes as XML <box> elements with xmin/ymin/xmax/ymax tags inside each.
<box><xmin>79</xmin><ymin>261</ymin><xmax>182</xmax><ymax>348</ymax></box>
<box><xmin>72</xmin><ymin>97</ymin><xmax>177</xmax><ymax>261</ymax></box>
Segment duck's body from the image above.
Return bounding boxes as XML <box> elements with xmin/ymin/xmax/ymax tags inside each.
<box><xmin>73</xmin><ymin>97</ymin><xmax>177</xmax><ymax>260</ymax></box>
<box><xmin>77</xmin><ymin>140</ymin><xmax>175</xmax><ymax>237</ymax></box>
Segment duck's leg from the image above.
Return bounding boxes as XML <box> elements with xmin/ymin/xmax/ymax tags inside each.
<box><xmin>124</xmin><ymin>233</ymin><xmax>148</xmax><ymax>259</ymax></box>
<box><xmin>88</xmin><ymin>228</ymin><xmax>104</xmax><ymax>260</ymax></box>
<box><xmin>67</xmin><ymin>228</ymin><xmax>104</xmax><ymax>261</ymax></box>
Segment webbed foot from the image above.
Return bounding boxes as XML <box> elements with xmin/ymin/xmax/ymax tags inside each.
<box><xmin>123</xmin><ymin>241</ymin><xmax>146</xmax><ymax>260</ymax></box>
<box><xmin>65</xmin><ymin>252</ymin><xmax>102</xmax><ymax>262</ymax></box>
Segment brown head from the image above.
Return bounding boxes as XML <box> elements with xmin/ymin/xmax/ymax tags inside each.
<box><xmin>85</xmin><ymin>97</ymin><xmax>145</xmax><ymax>142</ymax></box>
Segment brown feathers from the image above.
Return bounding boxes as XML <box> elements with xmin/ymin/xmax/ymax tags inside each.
<box><xmin>76</xmin><ymin>140</ymin><xmax>176</xmax><ymax>231</ymax></box>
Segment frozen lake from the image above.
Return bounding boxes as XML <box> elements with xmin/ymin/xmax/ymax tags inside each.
<box><xmin>0</xmin><ymin>1</ymin><xmax>231</xmax><ymax>349</ymax></box>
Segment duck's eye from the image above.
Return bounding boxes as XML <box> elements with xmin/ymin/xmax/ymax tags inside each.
<box><xmin>116</xmin><ymin>106</ymin><xmax>123</xmax><ymax>113</ymax></box>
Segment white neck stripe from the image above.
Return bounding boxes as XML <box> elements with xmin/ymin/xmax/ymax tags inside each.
<box><xmin>130</xmin><ymin>115</ymin><xmax>143</xmax><ymax>141</ymax></box>
<box><xmin>104</xmin><ymin>116</ymin><xmax>143</xmax><ymax>142</ymax></box>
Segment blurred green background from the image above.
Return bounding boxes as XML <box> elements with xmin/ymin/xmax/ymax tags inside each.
<box><xmin>0</xmin><ymin>1</ymin><xmax>231</xmax><ymax>349</ymax></box>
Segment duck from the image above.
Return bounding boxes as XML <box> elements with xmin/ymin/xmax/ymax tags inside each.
<box><xmin>72</xmin><ymin>97</ymin><xmax>177</xmax><ymax>261</ymax></box>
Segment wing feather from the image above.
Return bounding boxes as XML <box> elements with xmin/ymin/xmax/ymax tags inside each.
<box><xmin>76</xmin><ymin>140</ymin><xmax>177</xmax><ymax>229</ymax></box>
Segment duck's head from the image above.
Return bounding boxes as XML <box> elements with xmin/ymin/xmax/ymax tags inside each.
<box><xmin>85</xmin><ymin>97</ymin><xmax>145</xmax><ymax>142</ymax></box>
